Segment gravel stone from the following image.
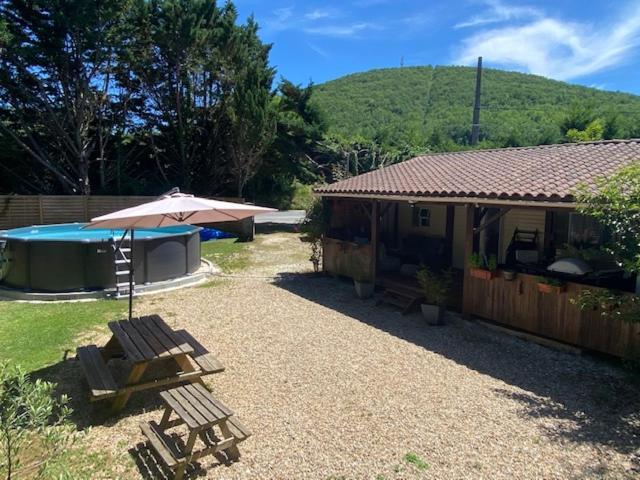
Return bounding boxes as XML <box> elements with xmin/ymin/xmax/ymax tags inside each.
<box><xmin>68</xmin><ymin>233</ymin><xmax>640</xmax><ymax>479</ymax></box>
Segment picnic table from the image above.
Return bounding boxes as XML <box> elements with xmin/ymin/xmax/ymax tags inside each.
<box><xmin>76</xmin><ymin>314</ymin><xmax>224</xmax><ymax>412</ymax></box>
<box><xmin>140</xmin><ymin>383</ymin><xmax>251</xmax><ymax>479</ymax></box>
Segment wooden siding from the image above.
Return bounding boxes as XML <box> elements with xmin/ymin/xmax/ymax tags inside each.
<box><xmin>323</xmin><ymin>237</ymin><xmax>373</xmax><ymax>280</ymax></box>
<box><xmin>464</xmin><ymin>271</ymin><xmax>640</xmax><ymax>357</ymax></box>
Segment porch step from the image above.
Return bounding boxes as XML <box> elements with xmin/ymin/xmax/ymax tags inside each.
<box><xmin>377</xmin><ymin>288</ymin><xmax>423</xmax><ymax>315</ymax></box>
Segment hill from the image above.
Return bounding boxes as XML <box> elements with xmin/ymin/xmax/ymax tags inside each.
<box><xmin>311</xmin><ymin>66</ymin><xmax>640</xmax><ymax>149</ymax></box>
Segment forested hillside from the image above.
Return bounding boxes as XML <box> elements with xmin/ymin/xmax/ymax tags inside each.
<box><xmin>312</xmin><ymin>66</ymin><xmax>640</xmax><ymax>150</ymax></box>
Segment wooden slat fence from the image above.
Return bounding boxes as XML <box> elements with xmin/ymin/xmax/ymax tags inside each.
<box><xmin>0</xmin><ymin>196</ymin><xmax>253</xmax><ymax>239</ymax></box>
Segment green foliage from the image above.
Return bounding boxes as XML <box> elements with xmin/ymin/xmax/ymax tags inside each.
<box><xmin>536</xmin><ymin>276</ymin><xmax>565</xmax><ymax>287</ymax></box>
<box><xmin>312</xmin><ymin>66</ymin><xmax>640</xmax><ymax>150</ymax></box>
<box><xmin>416</xmin><ymin>267</ymin><xmax>453</xmax><ymax>306</ymax></box>
<box><xmin>403</xmin><ymin>452</ymin><xmax>429</xmax><ymax>471</ymax></box>
<box><xmin>250</xmin><ymin>81</ymin><xmax>328</xmax><ymax>207</ymax></box>
<box><xmin>0</xmin><ymin>363</ymin><xmax>75</xmax><ymax>479</ymax></box>
<box><xmin>0</xmin><ymin>0</ymin><xmax>277</xmax><ymax>198</ymax></box>
<box><xmin>300</xmin><ymin>199</ymin><xmax>328</xmax><ymax>271</ymax></box>
<box><xmin>469</xmin><ymin>253</ymin><xmax>497</xmax><ymax>271</ymax></box>
<box><xmin>566</xmin><ymin>119</ymin><xmax>604</xmax><ymax>142</ymax></box>
<box><xmin>574</xmin><ymin>162</ymin><xmax>640</xmax><ymax>323</ymax></box>
<box><xmin>576</xmin><ymin>162</ymin><xmax>640</xmax><ymax>274</ymax></box>
<box><xmin>571</xmin><ymin>289</ymin><xmax>639</xmax><ymax>324</ymax></box>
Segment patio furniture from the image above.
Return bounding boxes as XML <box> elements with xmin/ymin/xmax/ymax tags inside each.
<box><xmin>76</xmin><ymin>314</ymin><xmax>224</xmax><ymax>412</ymax></box>
<box><xmin>140</xmin><ymin>383</ymin><xmax>251</xmax><ymax>480</ymax></box>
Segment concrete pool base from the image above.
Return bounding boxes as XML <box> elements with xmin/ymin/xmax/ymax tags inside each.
<box><xmin>0</xmin><ymin>259</ymin><xmax>218</xmax><ymax>302</ymax></box>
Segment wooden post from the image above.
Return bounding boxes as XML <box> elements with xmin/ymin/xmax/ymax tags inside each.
<box><xmin>370</xmin><ymin>200</ymin><xmax>379</xmax><ymax>282</ymax></box>
<box><xmin>445</xmin><ymin>205</ymin><xmax>455</xmax><ymax>266</ymax></box>
<box><xmin>462</xmin><ymin>204</ymin><xmax>475</xmax><ymax>319</ymax></box>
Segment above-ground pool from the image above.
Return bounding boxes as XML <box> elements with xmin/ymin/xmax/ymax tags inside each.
<box><xmin>0</xmin><ymin>223</ymin><xmax>201</xmax><ymax>293</ymax></box>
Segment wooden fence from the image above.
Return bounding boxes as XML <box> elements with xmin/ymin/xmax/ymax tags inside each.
<box><xmin>0</xmin><ymin>195</ymin><xmax>254</xmax><ymax>239</ymax></box>
<box><xmin>463</xmin><ymin>270</ymin><xmax>640</xmax><ymax>358</ymax></box>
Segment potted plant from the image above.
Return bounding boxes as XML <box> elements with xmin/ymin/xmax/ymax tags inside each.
<box><xmin>469</xmin><ymin>253</ymin><xmax>498</xmax><ymax>280</ymax></box>
<box><xmin>353</xmin><ymin>270</ymin><xmax>375</xmax><ymax>299</ymax></box>
<box><xmin>537</xmin><ymin>276</ymin><xmax>566</xmax><ymax>294</ymax></box>
<box><xmin>502</xmin><ymin>268</ymin><xmax>517</xmax><ymax>281</ymax></box>
<box><xmin>416</xmin><ymin>267</ymin><xmax>453</xmax><ymax>325</ymax></box>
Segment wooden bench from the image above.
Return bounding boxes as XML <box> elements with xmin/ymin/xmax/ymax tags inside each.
<box><xmin>140</xmin><ymin>384</ymin><xmax>250</xmax><ymax>479</ymax></box>
<box><xmin>175</xmin><ymin>330</ymin><xmax>225</xmax><ymax>374</ymax></box>
<box><xmin>76</xmin><ymin>345</ymin><xmax>118</xmax><ymax>400</ymax></box>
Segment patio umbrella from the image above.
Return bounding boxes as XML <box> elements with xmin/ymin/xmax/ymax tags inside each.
<box><xmin>84</xmin><ymin>188</ymin><xmax>276</xmax><ymax>319</ymax></box>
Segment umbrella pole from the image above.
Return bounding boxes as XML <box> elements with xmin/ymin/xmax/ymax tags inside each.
<box><xmin>129</xmin><ymin>229</ymin><xmax>134</xmax><ymax>320</ymax></box>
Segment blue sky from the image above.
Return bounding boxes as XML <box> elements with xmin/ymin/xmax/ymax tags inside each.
<box><xmin>234</xmin><ymin>0</ymin><xmax>640</xmax><ymax>94</ymax></box>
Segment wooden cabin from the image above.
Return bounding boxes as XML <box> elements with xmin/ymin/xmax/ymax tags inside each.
<box><xmin>315</xmin><ymin>140</ymin><xmax>640</xmax><ymax>358</ymax></box>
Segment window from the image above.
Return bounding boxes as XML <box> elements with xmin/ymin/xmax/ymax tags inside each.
<box><xmin>552</xmin><ymin>212</ymin><xmax>606</xmax><ymax>248</ymax></box>
<box><xmin>412</xmin><ymin>207</ymin><xmax>431</xmax><ymax>227</ymax></box>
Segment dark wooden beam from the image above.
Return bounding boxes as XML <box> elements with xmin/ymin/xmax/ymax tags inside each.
<box><xmin>445</xmin><ymin>205</ymin><xmax>455</xmax><ymax>265</ymax></box>
<box><xmin>370</xmin><ymin>200</ymin><xmax>379</xmax><ymax>281</ymax></box>
<box><xmin>462</xmin><ymin>204</ymin><xmax>475</xmax><ymax>319</ymax></box>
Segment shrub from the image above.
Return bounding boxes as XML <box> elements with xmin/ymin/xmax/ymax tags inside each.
<box><xmin>300</xmin><ymin>198</ymin><xmax>329</xmax><ymax>272</ymax></box>
<box><xmin>416</xmin><ymin>267</ymin><xmax>453</xmax><ymax>306</ymax></box>
<box><xmin>0</xmin><ymin>363</ymin><xmax>75</xmax><ymax>480</ymax></box>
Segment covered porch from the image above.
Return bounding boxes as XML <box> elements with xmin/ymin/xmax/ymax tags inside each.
<box><xmin>321</xmin><ymin>195</ymin><xmax>640</xmax><ymax>358</ymax></box>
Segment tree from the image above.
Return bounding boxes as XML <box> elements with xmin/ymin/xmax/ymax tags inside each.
<box><xmin>118</xmin><ymin>0</ymin><xmax>232</xmax><ymax>192</ymax></box>
<box><xmin>250</xmin><ymin>80</ymin><xmax>327</xmax><ymax>208</ymax></box>
<box><xmin>574</xmin><ymin>162</ymin><xmax>640</xmax><ymax>323</ymax></box>
<box><xmin>226</xmin><ymin>17</ymin><xmax>275</xmax><ymax>197</ymax></box>
<box><xmin>566</xmin><ymin>119</ymin><xmax>604</xmax><ymax>143</ymax></box>
<box><xmin>0</xmin><ymin>0</ymin><xmax>128</xmax><ymax>194</ymax></box>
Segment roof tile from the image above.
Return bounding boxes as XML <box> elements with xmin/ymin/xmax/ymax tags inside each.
<box><xmin>315</xmin><ymin>140</ymin><xmax>640</xmax><ymax>202</ymax></box>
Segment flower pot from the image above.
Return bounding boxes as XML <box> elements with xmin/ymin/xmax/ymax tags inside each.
<box><xmin>354</xmin><ymin>280</ymin><xmax>375</xmax><ymax>299</ymax></box>
<box><xmin>470</xmin><ymin>268</ymin><xmax>495</xmax><ymax>280</ymax></box>
<box><xmin>502</xmin><ymin>270</ymin><xmax>517</xmax><ymax>281</ymax></box>
<box><xmin>537</xmin><ymin>282</ymin><xmax>566</xmax><ymax>294</ymax></box>
<box><xmin>421</xmin><ymin>304</ymin><xmax>445</xmax><ymax>325</ymax></box>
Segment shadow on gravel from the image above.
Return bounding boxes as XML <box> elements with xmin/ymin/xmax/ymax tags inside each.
<box><xmin>273</xmin><ymin>272</ymin><xmax>640</xmax><ymax>458</ymax></box>
<box><xmin>32</xmin><ymin>356</ymin><xmax>172</xmax><ymax>430</ymax></box>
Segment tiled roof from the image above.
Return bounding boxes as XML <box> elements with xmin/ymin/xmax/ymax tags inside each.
<box><xmin>315</xmin><ymin>140</ymin><xmax>640</xmax><ymax>202</ymax></box>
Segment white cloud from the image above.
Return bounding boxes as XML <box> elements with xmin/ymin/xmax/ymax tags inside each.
<box><xmin>263</xmin><ymin>6</ymin><xmax>295</xmax><ymax>32</ymax></box>
<box><xmin>403</xmin><ymin>12</ymin><xmax>432</xmax><ymax>28</ymax></box>
<box><xmin>454</xmin><ymin>4</ymin><xmax>640</xmax><ymax>80</ymax></box>
<box><xmin>307</xmin><ymin>42</ymin><xmax>330</xmax><ymax>59</ymax></box>
<box><xmin>304</xmin><ymin>22</ymin><xmax>381</xmax><ymax>38</ymax></box>
<box><xmin>305</xmin><ymin>9</ymin><xmax>334</xmax><ymax>20</ymax></box>
<box><xmin>455</xmin><ymin>0</ymin><xmax>540</xmax><ymax>29</ymax></box>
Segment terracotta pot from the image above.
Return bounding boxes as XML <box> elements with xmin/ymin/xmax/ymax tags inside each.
<box><xmin>354</xmin><ymin>280</ymin><xmax>375</xmax><ymax>299</ymax></box>
<box><xmin>421</xmin><ymin>304</ymin><xmax>445</xmax><ymax>325</ymax></box>
<box><xmin>470</xmin><ymin>268</ymin><xmax>495</xmax><ymax>280</ymax></box>
<box><xmin>537</xmin><ymin>282</ymin><xmax>566</xmax><ymax>294</ymax></box>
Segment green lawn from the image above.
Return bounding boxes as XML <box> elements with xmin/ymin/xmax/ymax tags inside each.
<box><xmin>0</xmin><ymin>300</ymin><xmax>125</xmax><ymax>372</ymax></box>
<box><xmin>201</xmin><ymin>238</ymin><xmax>251</xmax><ymax>273</ymax></box>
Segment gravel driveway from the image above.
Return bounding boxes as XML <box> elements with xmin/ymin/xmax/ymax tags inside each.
<box><xmin>54</xmin><ymin>233</ymin><xmax>640</xmax><ymax>479</ymax></box>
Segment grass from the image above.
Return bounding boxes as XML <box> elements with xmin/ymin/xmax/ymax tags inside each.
<box><xmin>404</xmin><ymin>452</ymin><xmax>429</xmax><ymax>471</ymax></box>
<box><xmin>0</xmin><ymin>300</ymin><xmax>125</xmax><ymax>372</ymax></box>
<box><xmin>201</xmin><ymin>238</ymin><xmax>252</xmax><ymax>273</ymax></box>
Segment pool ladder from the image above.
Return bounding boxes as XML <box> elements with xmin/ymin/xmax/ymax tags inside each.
<box><xmin>114</xmin><ymin>233</ymin><xmax>134</xmax><ymax>299</ymax></box>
